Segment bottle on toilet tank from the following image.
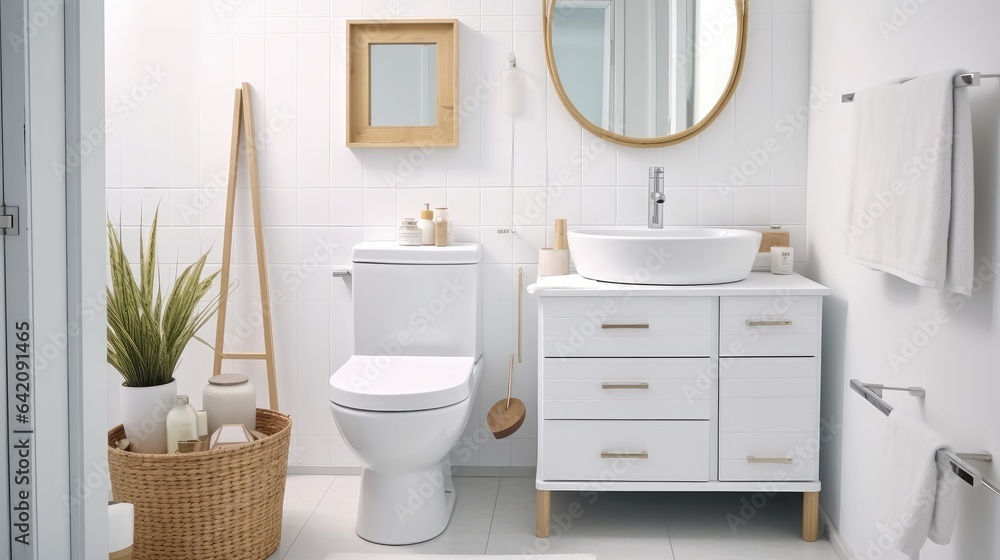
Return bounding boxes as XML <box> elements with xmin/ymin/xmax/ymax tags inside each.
<box><xmin>418</xmin><ymin>203</ymin><xmax>435</xmax><ymax>245</ymax></box>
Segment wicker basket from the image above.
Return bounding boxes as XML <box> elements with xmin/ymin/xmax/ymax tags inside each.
<box><xmin>108</xmin><ymin>408</ymin><xmax>291</xmax><ymax>560</ymax></box>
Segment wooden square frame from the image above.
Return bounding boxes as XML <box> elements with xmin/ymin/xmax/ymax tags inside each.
<box><xmin>346</xmin><ymin>19</ymin><xmax>459</xmax><ymax>147</ymax></box>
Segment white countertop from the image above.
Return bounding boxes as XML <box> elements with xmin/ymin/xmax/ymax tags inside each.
<box><xmin>526</xmin><ymin>272</ymin><xmax>831</xmax><ymax>296</ymax></box>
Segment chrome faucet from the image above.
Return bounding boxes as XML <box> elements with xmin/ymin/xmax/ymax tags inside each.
<box><xmin>648</xmin><ymin>166</ymin><xmax>665</xmax><ymax>229</ymax></box>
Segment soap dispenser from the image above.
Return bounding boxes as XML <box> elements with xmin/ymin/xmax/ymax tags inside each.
<box><xmin>418</xmin><ymin>203</ymin><xmax>435</xmax><ymax>245</ymax></box>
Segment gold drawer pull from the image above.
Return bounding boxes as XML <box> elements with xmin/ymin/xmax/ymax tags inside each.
<box><xmin>601</xmin><ymin>323</ymin><xmax>650</xmax><ymax>329</ymax></box>
<box><xmin>745</xmin><ymin>320</ymin><xmax>793</xmax><ymax>327</ymax></box>
<box><xmin>601</xmin><ymin>451</ymin><xmax>649</xmax><ymax>459</ymax></box>
<box><xmin>602</xmin><ymin>382</ymin><xmax>650</xmax><ymax>390</ymax></box>
<box><xmin>746</xmin><ymin>456</ymin><xmax>794</xmax><ymax>464</ymax></box>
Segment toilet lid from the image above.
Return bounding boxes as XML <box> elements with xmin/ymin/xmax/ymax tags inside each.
<box><xmin>329</xmin><ymin>355</ymin><xmax>475</xmax><ymax>412</ymax></box>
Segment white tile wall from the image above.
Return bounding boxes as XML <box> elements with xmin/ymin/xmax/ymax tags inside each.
<box><xmin>105</xmin><ymin>0</ymin><xmax>812</xmax><ymax>467</ymax></box>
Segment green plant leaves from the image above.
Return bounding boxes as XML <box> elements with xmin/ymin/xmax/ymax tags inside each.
<box><xmin>107</xmin><ymin>210</ymin><xmax>227</xmax><ymax>387</ymax></box>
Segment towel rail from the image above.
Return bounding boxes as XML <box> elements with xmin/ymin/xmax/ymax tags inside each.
<box><xmin>850</xmin><ymin>379</ymin><xmax>1000</xmax><ymax>497</ymax></box>
<box><xmin>841</xmin><ymin>71</ymin><xmax>1000</xmax><ymax>103</ymax></box>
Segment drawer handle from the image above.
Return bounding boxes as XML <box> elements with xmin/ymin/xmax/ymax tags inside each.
<box><xmin>601</xmin><ymin>451</ymin><xmax>649</xmax><ymax>459</ymax></box>
<box><xmin>746</xmin><ymin>456</ymin><xmax>794</xmax><ymax>464</ymax></box>
<box><xmin>745</xmin><ymin>320</ymin><xmax>793</xmax><ymax>327</ymax></box>
<box><xmin>602</xmin><ymin>382</ymin><xmax>650</xmax><ymax>390</ymax></box>
<box><xmin>601</xmin><ymin>323</ymin><xmax>650</xmax><ymax>329</ymax></box>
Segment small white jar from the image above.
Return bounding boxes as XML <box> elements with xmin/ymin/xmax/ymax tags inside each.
<box><xmin>397</xmin><ymin>218</ymin><xmax>422</xmax><ymax>246</ymax></box>
<box><xmin>203</xmin><ymin>373</ymin><xmax>257</xmax><ymax>435</ymax></box>
<box><xmin>770</xmin><ymin>246</ymin><xmax>794</xmax><ymax>274</ymax></box>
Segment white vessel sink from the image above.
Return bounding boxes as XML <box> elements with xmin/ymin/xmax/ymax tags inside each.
<box><xmin>567</xmin><ymin>227</ymin><xmax>763</xmax><ymax>285</ymax></box>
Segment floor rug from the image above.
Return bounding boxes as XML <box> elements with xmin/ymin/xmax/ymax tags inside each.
<box><xmin>326</xmin><ymin>555</ymin><xmax>598</xmax><ymax>559</ymax></box>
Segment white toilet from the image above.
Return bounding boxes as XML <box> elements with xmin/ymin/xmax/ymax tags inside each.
<box><xmin>329</xmin><ymin>242</ymin><xmax>483</xmax><ymax>545</ymax></box>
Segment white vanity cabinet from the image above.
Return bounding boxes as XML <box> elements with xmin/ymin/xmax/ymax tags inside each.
<box><xmin>532</xmin><ymin>273</ymin><xmax>830</xmax><ymax>542</ymax></box>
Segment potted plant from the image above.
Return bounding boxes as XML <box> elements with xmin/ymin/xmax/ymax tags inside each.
<box><xmin>107</xmin><ymin>211</ymin><xmax>224</xmax><ymax>453</ymax></box>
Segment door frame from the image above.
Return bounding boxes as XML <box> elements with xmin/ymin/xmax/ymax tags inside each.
<box><xmin>63</xmin><ymin>0</ymin><xmax>108</xmax><ymax>557</ymax></box>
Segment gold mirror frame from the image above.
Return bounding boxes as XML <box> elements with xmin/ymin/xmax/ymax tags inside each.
<box><xmin>346</xmin><ymin>19</ymin><xmax>459</xmax><ymax>148</ymax></box>
<box><xmin>543</xmin><ymin>0</ymin><xmax>748</xmax><ymax>148</ymax></box>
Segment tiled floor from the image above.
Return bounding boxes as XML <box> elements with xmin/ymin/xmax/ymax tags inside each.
<box><xmin>271</xmin><ymin>475</ymin><xmax>842</xmax><ymax>560</ymax></box>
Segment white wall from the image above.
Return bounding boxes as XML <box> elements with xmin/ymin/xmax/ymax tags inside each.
<box><xmin>105</xmin><ymin>0</ymin><xmax>812</xmax><ymax>468</ymax></box>
<box><xmin>807</xmin><ymin>1</ymin><xmax>1000</xmax><ymax>558</ymax></box>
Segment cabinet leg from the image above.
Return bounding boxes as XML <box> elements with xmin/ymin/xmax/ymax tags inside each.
<box><xmin>535</xmin><ymin>489</ymin><xmax>551</xmax><ymax>538</ymax></box>
<box><xmin>802</xmin><ymin>491</ymin><xmax>819</xmax><ymax>542</ymax></box>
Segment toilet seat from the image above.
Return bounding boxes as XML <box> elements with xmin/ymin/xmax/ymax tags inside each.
<box><xmin>330</xmin><ymin>355</ymin><xmax>475</xmax><ymax>412</ymax></box>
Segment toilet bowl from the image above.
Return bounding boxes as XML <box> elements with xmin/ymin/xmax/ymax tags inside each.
<box><xmin>330</xmin><ymin>355</ymin><xmax>484</xmax><ymax>544</ymax></box>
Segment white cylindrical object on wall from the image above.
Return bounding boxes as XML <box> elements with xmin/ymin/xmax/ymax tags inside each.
<box><xmin>500</xmin><ymin>66</ymin><xmax>526</xmax><ymax>116</ymax></box>
<box><xmin>108</xmin><ymin>502</ymin><xmax>134</xmax><ymax>560</ymax></box>
<box><xmin>203</xmin><ymin>374</ymin><xmax>257</xmax><ymax>435</ymax></box>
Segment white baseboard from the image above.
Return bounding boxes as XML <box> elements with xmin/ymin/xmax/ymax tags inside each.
<box><xmin>453</xmin><ymin>466</ymin><xmax>535</xmax><ymax>478</ymax></box>
<box><xmin>287</xmin><ymin>465</ymin><xmax>361</xmax><ymax>475</ymax></box>
<box><xmin>286</xmin><ymin>465</ymin><xmax>536</xmax><ymax>478</ymax></box>
<box><xmin>820</xmin><ymin>506</ymin><xmax>855</xmax><ymax>560</ymax></box>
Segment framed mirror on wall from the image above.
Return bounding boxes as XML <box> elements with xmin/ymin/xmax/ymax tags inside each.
<box><xmin>544</xmin><ymin>0</ymin><xmax>748</xmax><ymax>148</ymax></box>
<box><xmin>346</xmin><ymin>19</ymin><xmax>459</xmax><ymax>147</ymax></box>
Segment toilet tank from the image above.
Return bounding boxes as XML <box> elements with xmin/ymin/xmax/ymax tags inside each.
<box><xmin>351</xmin><ymin>242</ymin><xmax>482</xmax><ymax>359</ymax></box>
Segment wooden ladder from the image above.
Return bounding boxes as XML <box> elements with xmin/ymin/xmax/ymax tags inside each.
<box><xmin>211</xmin><ymin>82</ymin><xmax>279</xmax><ymax>410</ymax></box>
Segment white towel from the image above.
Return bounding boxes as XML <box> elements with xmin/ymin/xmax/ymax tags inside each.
<box><xmin>877</xmin><ymin>410</ymin><xmax>958</xmax><ymax>559</ymax></box>
<box><xmin>845</xmin><ymin>69</ymin><xmax>975</xmax><ymax>295</ymax></box>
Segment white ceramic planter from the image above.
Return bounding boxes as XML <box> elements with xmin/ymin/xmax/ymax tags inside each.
<box><xmin>120</xmin><ymin>379</ymin><xmax>177</xmax><ymax>454</ymax></box>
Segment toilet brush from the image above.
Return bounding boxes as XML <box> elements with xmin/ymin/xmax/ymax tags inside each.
<box><xmin>487</xmin><ymin>353</ymin><xmax>526</xmax><ymax>439</ymax></box>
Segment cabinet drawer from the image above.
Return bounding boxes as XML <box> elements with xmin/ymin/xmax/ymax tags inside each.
<box><xmin>721</xmin><ymin>295</ymin><xmax>820</xmax><ymax>317</ymax></box>
<box><xmin>541</xmin><ymin>420</ymin><xmax>710</xmax><ymax>481</ymax></box>
<box><xmin>720</xmin><ymin>296</ymin><xmax>821</xmax><ymax>357</ymax></box>
<box><xmin>542</xmin><ymin>296</ymin><xmax>713</xmax><ymax>358</ymax></box>
<box><xmin>720</xmin><ymin>358</ymin><xmax>818</xmax><ymax>397</ymax></box>
<box><xmin>721</xmin><ymin>377</ymin><xmax>816</xmax><ymax>398</ymax></box>
<box><xmin>544</xmin><ymin>296</ymin><xmax>713</xmax><ymax>318</ymax></box>
<box><xmin>720</xmin><ymin>396</ymin><xmax>818</xmax><ymax>433</ymax></box>
<box><xmin>543</xmin><ymin>358</ymin><xmax>711</xmax><ymax>420</ymax></box>
<box><xmin>719</xmin><ymin>432</ymin><xmax>818</xmax><ymax>460</ymax></box>
<box><xmin>719</xmin><ymin>458</ymin><xmax>819</xmax><ymax>482</ymax></box>
<box><xmin>720</xmin><ymin>357</ymin><xmax>818</xmax><ymax>379</ymax></box>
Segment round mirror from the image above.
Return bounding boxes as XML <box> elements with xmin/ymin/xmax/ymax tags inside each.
<box><xmin>544</xmin><ymin>0</ymin><xmax>747</xmax><ymax>148</ymax></box>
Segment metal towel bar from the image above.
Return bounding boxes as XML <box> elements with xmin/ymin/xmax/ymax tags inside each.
<box><xmin>850</xmin><ymin>379</ymin><xmax>1000</xmax><ymax>497</ymax></box>
<box><xmin>841</xmin><ymin>71</ymin><xmax>1000</xmax><ymax>103</ymax></box>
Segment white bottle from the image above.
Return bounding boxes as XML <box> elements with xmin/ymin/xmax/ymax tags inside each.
<box><xmin>418</xmin><ymin>203</ymin><xmax>435</xmax><ymax>245</ymax></box>
<box><xmin>166</xmin><ymin>395</ymin><xmax>199</xmax><ymax>454</ymax></box>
